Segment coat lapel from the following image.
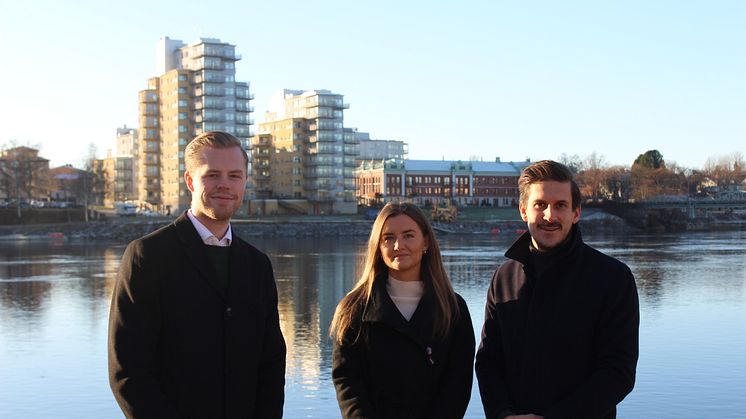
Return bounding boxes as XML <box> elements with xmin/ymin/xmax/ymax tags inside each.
<box><xmin>174</xmin><ymin>212</ymin><xmax>227</xmax><ymax>300</ymax></box>
<box><xmin>226</xmin><ymin>237</ymin><xmax>258</xmax><ymax>306</ymax></box>
<box><xmin>363</xmin><ymin>276</ymin><xmax>432</xmax><ymax>346</ymax></box>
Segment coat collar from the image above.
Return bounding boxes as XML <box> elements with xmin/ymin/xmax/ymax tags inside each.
<box><xmin>361</xmin><ymin>274</ymin><xmax>437</xmax><ymax>345</ymax></box>
<box><xmin>505</xmin><ymin>223</ymin><xmax>584</xmax><ymax>267</ymax></box>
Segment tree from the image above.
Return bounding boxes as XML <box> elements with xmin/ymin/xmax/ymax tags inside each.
<box><xmin>703</xmin><ymin>152</ymin><xmax>746</xmax><ymax>192</ymax></box>
<box><xmin>578</xmin><ymin>152</ymin><xmax>607</xmax><ymax>201</ymax></box>
<box><xmin>0</xmin><ymin>142</ymin><xmax>49</xmax><ymax>217</ymax></box>
<box><xmin>601</xmin><ymin>166</ymin><xmax>631</xmax><ymax>201</ymax></box>
<box><xmin>79</xmin><ymin>143</ymin><xmax>108</xmax><ymax>221</ymax></box>
<box><xmin>633</xmin><ymin>150</ymin><xmax>665</xmax><ymax>170</ymax></box>
<box><xmin>557</xmin><ymin>153</ymin><xmax>584</xmax><ymax>174</ymax></box>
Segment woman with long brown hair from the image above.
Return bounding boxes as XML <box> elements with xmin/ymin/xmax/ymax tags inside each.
<box><xmin>330</xmin><ymin>202</ymin><xmax>475</xmax><ymax>418</ymax></box>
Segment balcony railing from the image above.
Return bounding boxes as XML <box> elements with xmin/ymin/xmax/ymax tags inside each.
<box><xmin>139</xmin><ymin>91</ymin><xmax>158</xmax><ymax>103</ymax></box>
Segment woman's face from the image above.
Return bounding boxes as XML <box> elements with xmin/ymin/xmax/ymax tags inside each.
<box><xmin>379</xmin><ymin>214</ymin><xmax>429</xmax><ymax>281</ymax></box>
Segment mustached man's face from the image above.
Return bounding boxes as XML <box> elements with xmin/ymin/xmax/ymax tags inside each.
<box><xmin>520</xmin><ymin>181</ymin><xmax>580</xmax><ymax>251</ymax></box>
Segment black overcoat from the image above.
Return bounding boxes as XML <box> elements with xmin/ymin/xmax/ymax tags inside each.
<box><xmin>332</xmin><ymin>276</ymin><xmax>475</xmax><ymax>419</ymax></box>
<box><xmin>475</xmin><ymin>226</ymin><xmax>639</xmax><ymax>419</ymax></box>
<box><xmin>108</xmin><ymin>213</ymin><xmax>286</xmax><ymax>419</ymax></box>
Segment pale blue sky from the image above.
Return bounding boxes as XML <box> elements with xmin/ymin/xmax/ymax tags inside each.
<box><xmin>1</xmin><ymin>0</ymin><xmax>743</xmax><ymax>169</ymax></box>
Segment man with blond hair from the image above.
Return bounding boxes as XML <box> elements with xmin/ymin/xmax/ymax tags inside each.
<box><xmin>109</xmin><ymin>131</ymin><xmax>286</xmax><ymax>418</ymax></box>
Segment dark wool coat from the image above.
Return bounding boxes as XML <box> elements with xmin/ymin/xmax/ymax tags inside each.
<box><xmin>475</xmin><ymin>226</ymin><xmax>639</xmax><ymax>419</ymax></box>
<box><xmin>108</xmin><ymin>213</ymin><xmax>286</xmax><ymax>419</ymax></box>
<box><xmin>332</xmin><ymin>276</ymin><xmax>475</xmax><ymax>419</ymax></box>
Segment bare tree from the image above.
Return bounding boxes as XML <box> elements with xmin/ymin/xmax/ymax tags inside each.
<box><xmin>80</xmin><ymin>143</ymin><xmax>108</xmax><ymax>220</ymax></box>
<box><xmin>703</xmin><ymin>152</ymin><xmax>746</xmax><ymax>192</ymax></box>
<box><xmin>557</xmin><ymin>153</ymin><xmax>584</xmax><ymax>174</ymax></box>
<box><xmin>468</xmin><ymin>155</ymin><xmax>483</xmax><ymax>162</ymax></box>
<box><xmin>0</xmin><ymin>141</ymin><xmax>48</xmax><ymax>217</ymax></box>
<box><xmin>601</xmin><ymin>166</ymin><xmax>631</xmax><ymax>201</ymax></box>
<box><xmin>579</xmin><ymin>152</ymin><xmax>608</xmax><ymax>201</ymax></box>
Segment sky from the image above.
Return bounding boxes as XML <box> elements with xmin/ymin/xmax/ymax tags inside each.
<box><xmin>1</xmin><ymin>0</ymin><xmax>744</xmax><ymax>170</ymax></box>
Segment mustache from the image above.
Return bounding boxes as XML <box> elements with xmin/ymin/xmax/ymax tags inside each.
<box><xmin>538</xmin><ymin>221</ymin><xmax>562</xmax><ymax>229</ymax></box>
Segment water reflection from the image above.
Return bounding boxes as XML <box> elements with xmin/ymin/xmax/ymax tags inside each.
<box><xmin>589</xmin><ymin>232</ymin><xmax>746</xmax><ymax>309</ymax></box>
<box><xmin>0</xmin><ymin>230</ymin><xmax>745</xmax><ymax>418</ymax></box>
<box><xmin>252</xmin><ymin>237</ymin><xmax>367</xmax><ymax>417</ymax></box>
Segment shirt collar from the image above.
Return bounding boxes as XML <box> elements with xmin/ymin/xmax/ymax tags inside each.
<box><xmin>187</xmin><ymin>209</ymin><xmax>232</xmax><ymax>247</ymax></box>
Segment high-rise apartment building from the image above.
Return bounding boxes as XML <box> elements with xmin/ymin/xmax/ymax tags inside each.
<box><xmin>116</xmin><ymin>125</ymin><xmax>137</xmax><ymax>157</ymax></box>
<box><xmin>250</xmin><ymin>89</ymin><xmax>358</xmax><ymax>214</ymax></box>
<box><xmin>115</xmin><ymin>126</ymin><xmax>138</xmax><ymax>203</ymax></box>
<box><xmin>137</xmin><ymin>37</ymin><xmax>253</xmax><ymax>214</ymax></box>
<box><xmin>355</xmin><ymin>132</ymin><xmax>409</xmax><ymax>163</ymax></box>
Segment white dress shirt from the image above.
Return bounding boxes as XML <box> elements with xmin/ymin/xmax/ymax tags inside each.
<box><xmin>187</xmin><ymin>210</ymin><xmax>232</xmax><ymax>247</ymax></box>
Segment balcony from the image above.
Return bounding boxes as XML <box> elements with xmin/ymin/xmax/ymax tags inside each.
<box><xmin>195</xmin><ymin>87</ymin><xmax>225</xmax><ymax>96</ymax></box>
<box><xmin>201</xmin><ymin>101</ymin><xmax>225</xmax><ymax>110</ymax></box>
<box><xmin>235</xmin><ymin>126</ymin><xmax>251</xmax><ymax>136</ymax></box>
<box><xmin>139</xmin><ymin>91</ymin><xmax>158</xmax><ymax>103</ymax></box>
<box><xmin>195</xmin><ymin>113</ymin><xmax>223</xmax><ymax>123</ymax></box>
<box><xmin>251</xmin><ymin>137</ymin><xmax>272</xmax><ymax>146</ymax></box>
<box><xmin>235</xmin><ymin>101</ymin><xmax>252</xmax><ymax>112</ymax></box>
<box><xmin>235</xmin><ymin>90</ymin><xmax>253</xmax><ymax>100</ymax></box>
<box><xmin>198</xmin><ymin>46</ymin><xmax>241</xmax><ymax>61</ymax></box>
<box><xmin>142</xmin><ymin>118</ymin><xmax>159</xmax><ymax>129</ymax></box>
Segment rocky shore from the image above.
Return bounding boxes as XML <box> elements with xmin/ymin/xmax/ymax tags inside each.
<box><xmin>0</xmin><ymin>211</ymin><xmax>634</xmax><ymax>244</ymax></box>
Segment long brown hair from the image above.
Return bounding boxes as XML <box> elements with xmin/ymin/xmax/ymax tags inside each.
<box><xmin>330</xmin><ymin>202</ymin><xmax>459</xmax><ymax>344</ymax></box>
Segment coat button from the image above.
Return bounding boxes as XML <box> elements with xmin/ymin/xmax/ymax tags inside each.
<box><xmin>225</xmin><ymin>307</ymin><xmax>232</xmax><ymax>317</ymax></box>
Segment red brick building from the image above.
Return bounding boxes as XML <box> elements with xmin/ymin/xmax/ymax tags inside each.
<box><xmin>356</xmin><ymin>159</ymin><xmax>530</xmax><ymax>207</ymax></box>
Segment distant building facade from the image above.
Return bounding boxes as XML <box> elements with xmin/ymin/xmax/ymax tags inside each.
<box><xmin>115</xmin><ymin>126</ymin><xmax>138</xmax><ymax>200</ymax></box>
<box><xmin>96</xmin><ymin>154</ymin><xmax>135</xmax><ymax>207</ymax></box>
<box><xmin>356</xmin><ymin>159</ymin><xmax>531</xmax><ymax>207</ymax></box>
<box><xmin>356</xmin><ymin>134</ymin><xmax>408</xmax><ymax>163</ymax></box>
<box><xmin>249</xmin><ymin>89</ymin><xmax>359</xmax><ymax>214</ymax></box>
<box><xmin>138</xmin><ymin>36</ymin><xmax>253</xmax><ymax>214</ymax></box>
<box><xmin>49</xmin><ymin>165</ymin><xmax>93</xmax><ymax>204</ymax></box>
<box><xmin>0</xmin><ymin>146</ymin><xmax>50</xmax><ymax>202</ymax></box>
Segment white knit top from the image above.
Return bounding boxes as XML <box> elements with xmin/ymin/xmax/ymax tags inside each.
<box><xmin>386</xmin><ymin>276</ymin><xmax>424</xmax><ymax>321</ymax></box>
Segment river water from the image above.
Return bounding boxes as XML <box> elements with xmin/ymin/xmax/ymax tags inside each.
<box><xmin>0</xmin><ymin>229</ymin><xmax>745</xmax><ymax>418</ymax></box>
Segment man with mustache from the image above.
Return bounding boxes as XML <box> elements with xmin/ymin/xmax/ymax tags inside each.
<box><xmin>109</xmin><ymin>131</ymin><xmax>286</xmax><ymax>418</ymax></box>
<box><xmin>475</xmin><ymin>160</ymin><xmax>639</xmax><ymax>419</ymax></box>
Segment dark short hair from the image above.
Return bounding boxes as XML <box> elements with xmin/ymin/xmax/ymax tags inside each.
<box><xmin>518</xmin><ymin>160</ymin><xmax>581</xmax><ymax>210</ymax></box>
<box><xmin>184</xmin><ymin>131</ymin><xmax>248</xmax><ymax>173</ymax></box>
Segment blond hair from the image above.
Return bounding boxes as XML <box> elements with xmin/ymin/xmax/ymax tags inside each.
<box><xmin>184</xmin><ymin>131</ymin><xmax>248</xmax><ymax>173</ymax></box>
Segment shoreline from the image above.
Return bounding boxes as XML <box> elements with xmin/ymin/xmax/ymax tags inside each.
<box><xmin>0</xmin><ymin>213</ymin><xmax>636</xmax><ymax>244</ymax></box>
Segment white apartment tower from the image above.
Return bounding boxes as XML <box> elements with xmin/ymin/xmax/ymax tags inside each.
<box><xmin>138</xmin><ymin>36</ymin><xmax>253</xmax><ymax>213</ymax></box>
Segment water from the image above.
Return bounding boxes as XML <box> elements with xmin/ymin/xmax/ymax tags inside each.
<box><xmin>1</xmin><ymin>230</ymin><xmax>745</xmax><ymax>418</ymax></box>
